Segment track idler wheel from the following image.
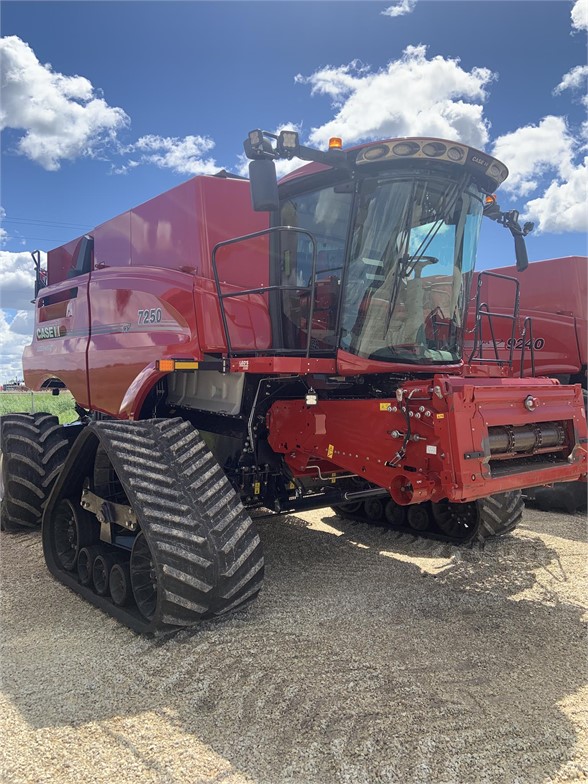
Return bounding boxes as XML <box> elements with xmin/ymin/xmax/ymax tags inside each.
<box><xmin>130</xmin><ymin>532</ymin><xmax>158</xmax><ymax>620</ymax></box>
<box><xmin>331</xmin><ymin>500</ymin><xmax>363</xmax><ymax>518</ymax></box>
<box><xmin>431</xmin><ymin>499</ymin><xmax>478</xmax><ymax>540</ymax></box>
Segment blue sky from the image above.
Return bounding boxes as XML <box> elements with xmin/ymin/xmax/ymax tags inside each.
<box><xmin>1</xmin><ymin>0</ymin><xmax>587</xmax><ymax>381</ymax></box>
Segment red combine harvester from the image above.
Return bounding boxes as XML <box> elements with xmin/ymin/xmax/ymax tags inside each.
<box><xmin>1</xmin><ymin>130</ymin><xmax>586</xmax><ymax>633</ymax></box>
<box><xmin>465</xmin><ymin>256</ymin><xmax>587</xmax><ymax>511</ymax></box>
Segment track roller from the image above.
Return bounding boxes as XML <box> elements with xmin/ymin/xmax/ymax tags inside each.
<box><xmin>109</xmin><ymin>561</ymin><xmax>132</xmax><ymax>607</ymax></box>
<box><xmin>93</xmin><ymin>551</ymin><xmax>126</xmax><ymax>597</ymax></box>
<box><xmin>43</xmin><ymin>418</ymin><xmax>264</xmax><ymax>634</ymax></box>
<box><xmin>407</xmin><ymin>504</ymin><xmax>430</xmax><ymax>532</ymax></box>
<box><xmin>364</xmin><ymin>498</ymin><xmax>384</xmax><ymax>520</ymax></box>
<box><xmin>331</xmin><ymin>489</ymin><xmax>524</xmax><ymax>545</ymax></box>
<box><xmin>384</xmin><ymin>499</ymin><xmax>406</xmax><ymax>527</ymax></box>
<box><xmin>78</xmin><ymin>545</ymin><xmax>102</xmax><ymax>586</ymax></box>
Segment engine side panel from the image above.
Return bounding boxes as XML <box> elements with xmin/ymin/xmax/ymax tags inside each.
<box><xmin>86</xmin><ymin>267</ymin><xmax>199</xmax><ymax>416</ymax></box>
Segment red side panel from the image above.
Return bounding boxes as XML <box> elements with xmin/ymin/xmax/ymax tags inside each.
<box><xmin>23</xmin><ymin>278</ymin><xmax>91</xmax><ymax>406</ymax></box>
<box><xmin>87</xmin><ymin>267</ymin><xmax>199</xmax><ymax>417</ymax></box>
<box><xmin>94</xmin><ymin>212</ymin><xmax>132</xmax><ymax>268</ymax></box>
<box><xmin>468</xmin><ymin>256</ymin><xmax>588</xmax><ymax>377</ymax></box>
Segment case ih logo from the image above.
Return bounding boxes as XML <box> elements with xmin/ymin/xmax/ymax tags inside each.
<box><xmin>36</xmin><ymin>325</ymin><xmax>65</xmax><ymax>340</ymax></box>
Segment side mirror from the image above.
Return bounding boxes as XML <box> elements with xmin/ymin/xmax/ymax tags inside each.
<box><xmin>249</xmin><ymin>159</ymin><xmax>279</xmax><ymax>212</ymax></box>
<box><xmin>483</xmin><ymin>198</ymin><xmax>533</xmax><ymax>273</ymax></box>
<box><xmin>514</xmin><ymin>234</ymin><xmax>529</xmax><ymax>272</ymax></box>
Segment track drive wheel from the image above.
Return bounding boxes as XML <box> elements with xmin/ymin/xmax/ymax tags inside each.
<box><xmin>1</xmin><ymin>413</ymin><xmax>70</xmax><ymax>530</ymax></box>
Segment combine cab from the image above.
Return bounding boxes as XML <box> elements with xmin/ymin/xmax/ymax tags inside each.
<box><xmin>2</xmin><ymin>130</ymin><xmax>586</xmax><ymax>633</ymax></box>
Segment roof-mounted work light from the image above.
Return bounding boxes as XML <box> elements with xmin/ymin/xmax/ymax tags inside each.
<box><xmin>278</xmin><ymin>130</ymin><xmax>300</xmax><ymax>156</ymax></box>
<box><xmin>248</xmin><ymin>129</ymin><xmax>263</xmax><ymax>148</ymax></box>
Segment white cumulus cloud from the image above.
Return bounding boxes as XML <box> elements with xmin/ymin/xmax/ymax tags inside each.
<box><xmin>0</xmin><ymin>36</ymin><xmax>129</xmax><ymax>171</ymax></box>
<box><xmin>0</xmin><ymin>250</ymin><xmax>45</xmax><ymax>382</ymax></box>
<box><xmin>0</xmin><ymin>309</ymin><xmax>33</xmax><ymax>383</ymax></box>
<box><xmin>0</xmin><ymin>249</ymin><xmax>42</xmax><ymax>310</ymax></box>
<box><xmin>491</xmin><ymin>116</ymin><xmax>575</xmax><ymax>196</ymax></box>
<box><xmin>123</xmin><ymin>134</ymin><xmax>220</xmax><ymax>176</ymax></box>
<box><xmin>524</xmin><ymin>158</ymin><xmax>588</xmax><ymax>234</ymax></box>
<box><xmin>0</xmin><ymin>206</ymin><xmax>7</xmax><ymax>246</ymax></box>
<box><xmin>571</xmin><ymin>0</ymin><xmax>588</xmax><ymax>31</ymax></box>
<box><xmin>554</xmin><ymin>64</ymin><xmax>588</xmax><ymax>107</ymax></box>
<box><xmin>296</xmin><ymin>45</ymin><xmax>495</xmax><ymax>151</ymax></box>
<box><xmin>382</xmin><ymin>0</ymin><xmax>417</xmax><ymax>18</ymax></box>
<box><xmin>492</xmin><ymin>117</ymin><xmax>586</xmax><ymax>233</ymax></box>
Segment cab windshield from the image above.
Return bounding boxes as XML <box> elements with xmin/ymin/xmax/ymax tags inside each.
<box><xmin>341</xmin><ymin>172</ymin><xmax>484</xmax><ymax>363</ymax></box>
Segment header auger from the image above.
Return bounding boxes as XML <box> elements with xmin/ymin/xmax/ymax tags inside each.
<box><xmin>2</xmin><ymin>128</ymin><xmax>586</xmax><ymax>634</ymax></box>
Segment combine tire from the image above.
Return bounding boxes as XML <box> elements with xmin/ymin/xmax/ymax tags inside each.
<box><xmin>476</xmin><ymin>491</ymin><xmax>524</xmax><ymax>538</ymax></box>
<box><xmin>43</xmin><ymin>418</ymin><xmax>264</xmax><ymax>634</ymax></box>
<box><xmin>1</xmin><ymin>413</ymin><xmax>69</xmax><ymax>531</ymax></box>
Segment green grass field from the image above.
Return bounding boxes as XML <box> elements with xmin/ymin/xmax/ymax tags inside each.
<box><xmin>0</xmin><ymin>392</ymin><xmax>77</xmax><ymax>424</ymax></box>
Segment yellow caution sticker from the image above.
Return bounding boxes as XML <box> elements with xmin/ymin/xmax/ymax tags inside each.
<box><xmin>436</xmin><ymin>413</ymin><xmax>445</xmax><ymax>419</ymax></box>
<box><xmin>254</xmin><ymin>481</ymin><xmax>261</xmax><ymax>495</ymax></box>
<box><xmin>379</xmin><ymin>402</ymin><xmax>392</xmax><ymax>411</ymax></box>
<box><xmin>327</xmin><ymin>444</ymin><xmax>334</xmax><ymax>458</ymax></box>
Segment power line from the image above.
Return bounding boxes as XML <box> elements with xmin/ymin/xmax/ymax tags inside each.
<box><xmin>3</xmin><ymin>236</ymin><xmax>72</xmax><ymax>244</ymax></box>
<box><xmin>2</xmin><ymin>216</ymin><xmax>91</xmax><ymax>229</ymax></box>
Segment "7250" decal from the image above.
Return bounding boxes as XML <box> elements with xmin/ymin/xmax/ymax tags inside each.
<box><xmin>137</xmin><ymin>308</ymin><xmax>162</xmax><ymax>324</ymax></box>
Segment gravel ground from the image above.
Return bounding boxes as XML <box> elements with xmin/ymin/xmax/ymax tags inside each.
<box><xmin>1</xmin><ymin>505</ymin><xmax>587</xmax><ymax>784</ymax></box>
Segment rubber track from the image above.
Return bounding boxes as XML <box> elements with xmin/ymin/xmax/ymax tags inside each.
<box><xmin>332</xmin><ymin>490</ymin><xmax>524</xmax><ymax>546</ymax></box>
<box><xmin>1</xmin><ymin>412</ymin><xmax>70</xmax><ymax>530</ymax></box>
<box><xmin>43</xmin><ymin>418</ymin><xmax>264</xmax><ymax>634</ymax></box>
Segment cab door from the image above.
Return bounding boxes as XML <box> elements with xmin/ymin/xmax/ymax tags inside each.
<box><xmin>277</xmin><ymin>185</ymin><xmax>352</xmax><ymax>353</ymax></box>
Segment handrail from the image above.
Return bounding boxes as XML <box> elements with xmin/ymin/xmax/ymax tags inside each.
<box><xmin>211</xmin><ymin>226</ymin><xmax>318</xmax><ymax>358</ymax></box>
<box><xmin>520</xmin><ymin>316</ymin><xmax>536</xmax><ymax>377</ymax></box>
<box><xmin>468</xmin><ymin>270</ymin><xmax>520</xmax><ymax>368</ymax></box>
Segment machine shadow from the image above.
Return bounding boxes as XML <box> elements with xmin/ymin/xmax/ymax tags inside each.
<box><xmin>2</xmin><ymin>516</ymin><xmax>586</xmax><ymax>784</ymax></box>
<box><xmin>520</xmin><ymin>504</ymin><xmax>588</xmax><ymax>544</ymax></box>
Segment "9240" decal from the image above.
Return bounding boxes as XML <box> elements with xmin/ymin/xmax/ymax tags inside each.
<box><xmin>505</xmin><ymin>337</ymin><xmax>545</xmax><ymax>350</ymax></box>
<box><xmin>137</xmin><ymin>308</ymin><xmax>162</xmax><ymax>325</ymax></box>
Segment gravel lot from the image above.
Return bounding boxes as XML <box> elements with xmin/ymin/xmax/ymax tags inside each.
<box><xmin>1</xmin><ymin>505</ymin><xmax>587</xmax><ymax>784</ymax></box>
